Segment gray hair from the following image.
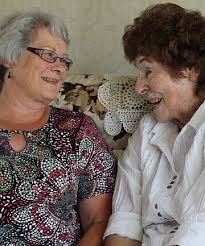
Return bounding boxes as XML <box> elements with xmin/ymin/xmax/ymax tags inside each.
<box><xmin>0</xmin><ymin>11</ymin><xmax>70</xmax><ymax>65</ymax></box>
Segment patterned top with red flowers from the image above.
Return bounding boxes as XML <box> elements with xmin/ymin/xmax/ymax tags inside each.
<box><xmin>0</xmin><ymin>107</ymin><xmax>116</xmax><ymax>246</ymax></box>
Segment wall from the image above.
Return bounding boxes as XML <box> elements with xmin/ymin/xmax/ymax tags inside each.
<box><xmin>0</xmin><ymin>0</ymin><xmax>205</xmax><ymax>75</ymax></box>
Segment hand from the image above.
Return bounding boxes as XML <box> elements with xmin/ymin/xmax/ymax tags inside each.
<box><xmin>104</xmin><ymin>235</ymin><xmax>141</xmax><ymax>246</ymax></box>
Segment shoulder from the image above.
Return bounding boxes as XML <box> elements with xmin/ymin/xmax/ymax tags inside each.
<box><xmin>50</xmin><ymin>106</ymin><xmax>104</xmax><ymax>141</ymax></box>
<box><xmin>51</xmin><ymin>106</ymin><xmax>90</xmax><ymax>130</ymax></box>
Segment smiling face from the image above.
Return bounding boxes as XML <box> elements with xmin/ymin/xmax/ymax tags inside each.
<box><xmin>135</xmin><ymin>56</ymin><xmax>203</xmax><ymax>127</ymax></box>
<box><xmin>5</xmin><ymin>27</ymin><xmax>69</xmax><ymax>105</ymax></box>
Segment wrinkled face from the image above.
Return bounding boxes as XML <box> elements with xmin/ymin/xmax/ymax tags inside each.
<box><xmin>135</xmin><ymin>56</ymin><xmax>202</xmax><ymax>127</ymax></box>
<box><xmin>6</xmin><ymin>27</ymin><xmax>69</xmax><ymax>105</ymax></box>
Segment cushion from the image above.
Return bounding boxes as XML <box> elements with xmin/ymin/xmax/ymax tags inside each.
<box><xmin>51</xmin><ymin>74</ymin><xmax>152</xmax><ymax>159</ymax></box>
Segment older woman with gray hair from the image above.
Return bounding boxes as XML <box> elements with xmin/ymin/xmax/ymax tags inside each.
<box><xmin>0</xmin><ymin>11</ymin><xmax>116</xmax><ymax>246</ymax></box>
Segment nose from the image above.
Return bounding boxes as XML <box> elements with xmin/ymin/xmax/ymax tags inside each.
<box><xmin>135</xmin><ymin>76</ymin><xmax>149</xmax><ymax>95</ymax></box>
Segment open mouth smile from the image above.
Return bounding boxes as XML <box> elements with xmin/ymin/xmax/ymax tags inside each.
<box><xmin>147</xmin><ymin>98</ymin><xmax>162</xmax><ymax>105</ymax></box>
<box><xmin>42</xmin><ymin>77</ymin><xmax>59</xmax><ymax>85</ymax></box>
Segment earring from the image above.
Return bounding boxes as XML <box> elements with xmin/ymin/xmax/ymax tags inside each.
<box><xmin>8</xmin><ymin>71</ymin><xmax>12</xmax><ymax>79</ymax></box>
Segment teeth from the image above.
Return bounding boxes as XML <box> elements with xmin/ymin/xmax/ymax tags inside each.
<box><xmin>42</xmin><ymin>77</ymin><xmax>58</xmax><ymax>83</ymax></box>
<box><xmin>153</xmin><ymin>99</ymin><xmax>162</xmax><ymax>105</ymax></box>
<box><xmin>148</xmin><ymin>99</ymin><xmax>162</xmax><ymax>105</ymax></box>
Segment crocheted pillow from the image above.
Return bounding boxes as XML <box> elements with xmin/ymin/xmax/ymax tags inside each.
<box><xmin>98</xmin><ymin>76</ymin><xmax>152</xmax><ymax>136</ymax></box>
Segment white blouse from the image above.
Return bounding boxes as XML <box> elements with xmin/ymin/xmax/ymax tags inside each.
<box><xmin>104</xmin><ymin>101</ymin><xmax>205</xmax><ymax>246</ymax></box>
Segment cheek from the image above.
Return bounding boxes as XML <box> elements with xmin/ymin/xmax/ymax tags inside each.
<box><xmin>156</xmin><ymin>94</ymin><xmax>177</xmax><ymax>119</ymax></box>
<box><xmin>164</xmin><ymin>95</ymin><xmax>188</xmax><ymax>119</ymax></box>
<box><xmin>59</xmin><ymin>70</ymin><xmax>68</xmax><ymax>83</ymax></box>
<box><xmin>62</xmin><ymin>70</ymin><xmax>68</xmax><ymax>80</ymax></box>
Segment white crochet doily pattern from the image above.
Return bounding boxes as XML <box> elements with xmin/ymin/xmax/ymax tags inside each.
<box><xmin>98</xmin><ymin>77</ymin><xmax>153</xmax><ymax>136</ymax></box>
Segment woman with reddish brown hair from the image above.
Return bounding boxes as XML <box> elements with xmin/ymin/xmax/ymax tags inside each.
<box><xmin>105</xmin><ymin>3</ymin><xmax>205</xmax><ymax>246</ymax></box>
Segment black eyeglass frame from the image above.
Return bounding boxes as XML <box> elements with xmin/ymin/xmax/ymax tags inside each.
<box><xmin>27</xmin><ymin>47</ymin><xmax>73</xmax><ymax>70</ymax></box>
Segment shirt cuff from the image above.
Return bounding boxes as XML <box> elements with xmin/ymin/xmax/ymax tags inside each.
<box><xmin>103</xmin><ymin>211</ymin><xmax>142</xmax><ymax>241</ymax></box>
<box><xmin>168</xmin><ymin>220</ymin><xmax>205</xmax><ymax>246</ymax></box>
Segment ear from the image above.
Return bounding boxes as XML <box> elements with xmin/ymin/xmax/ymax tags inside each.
<box><xmin>181</xmin><ymin>67</ymin><xmax>199</xmax><ymax>82</ymax></box>
<box><xmin>2</xmin><ymin>63</ymin><xmax>11</xmax><ymax>69</ymax></box>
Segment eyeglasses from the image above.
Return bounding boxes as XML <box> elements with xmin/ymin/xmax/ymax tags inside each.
<box><xmin>27</xmin><ymin>47</ymin><xmax>73</xmax><ymax>70</ymax></box>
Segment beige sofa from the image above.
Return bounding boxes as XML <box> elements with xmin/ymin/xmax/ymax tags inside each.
<box><xmin>51</xmin><ymin>74</ymin><xmax>152</xmax><ymax>159</ymax></box>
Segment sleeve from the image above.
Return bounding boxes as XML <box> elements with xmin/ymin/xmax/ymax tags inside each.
<box><xmin>168</xmin><ymin>125</ymin><xmax>205</xmax><ymax>246</ymax></box>
<box><xmin>76</xmin><ymin>114</ymin><xmax>117</xmax><ymax>201</ymax></box>
<box><xmin>168</xmin><ymin>171</ymin><xmax>205</xmax><ymax>246</ymax></box>
<box><xmin>104</xmin><ymin>127</ymin><xmax>143</xmax><ymax>241</ymax></box>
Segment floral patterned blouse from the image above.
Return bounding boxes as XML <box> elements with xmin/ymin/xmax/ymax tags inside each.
<box><xmin>0</xmin><ymin>107</ymin><xmax>116</xmax><ymax>246</ymax></box>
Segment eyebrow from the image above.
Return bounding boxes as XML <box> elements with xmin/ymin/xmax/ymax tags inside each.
<box><xmin>43</xmin><ymin>46</ymin><xmax>68</xmax><ymax>57</ymax></box>
<box><xmin>138</xmin><ymin>57</ymin><xmax>151</xmax><ymax>64</ymax></box>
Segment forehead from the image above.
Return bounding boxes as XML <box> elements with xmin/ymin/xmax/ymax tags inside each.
<box><xmin>30</xmin><ymin>27</ymin><xmax>67</xmax><ymax>52</ymax></box>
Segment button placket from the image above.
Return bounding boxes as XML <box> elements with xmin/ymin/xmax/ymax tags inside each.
<box><xmin>169</xmin><ymin>226</ymin><xmax>179</xmax><ymax>234</ymax></box>
<box><xmin>166</xmin><ymin>175</ymin><xmax>178</xmax><ymax>190</ymax></box>
<box><xmin>154</xmin><ymin>175</ymin><xmax>178</xmax><ymax>220</ymax></box>
<box><xmin>154</xmin><ymin>202</ymin><xmax>165</xmax><ymax>219</ymax></box>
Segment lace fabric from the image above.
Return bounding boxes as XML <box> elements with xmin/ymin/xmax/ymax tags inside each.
<box><xmin>98</xmin><ymin>76</ymin><xmax>153</xmax><ymax>136</ymax></box>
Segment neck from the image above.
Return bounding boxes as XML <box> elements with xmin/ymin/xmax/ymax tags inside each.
<box><xmin>177</xmin><ymin>96</ymin><xmax>204</xmax><ymax>129</ymax></box>
<box><xmin>0</xmin><ymin>84</ymin><xmax>50</xmax><ymax>127</ymax></box>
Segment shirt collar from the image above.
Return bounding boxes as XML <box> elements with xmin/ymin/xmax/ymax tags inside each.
<box><xmin>184</xmin><ymin>100</ymin><xmax>205</xmax><ymax>132</ymax></box>
<box><xmin>148</xmin><ymin>115</ymin><xmax>178</xmax><ymax>172</ymax></box>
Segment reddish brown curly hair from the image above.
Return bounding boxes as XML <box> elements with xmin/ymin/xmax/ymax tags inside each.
<box><xmin>123</xmin><ymin>3</ymin><xmax>205</xmax><ymax>95</ymax></box>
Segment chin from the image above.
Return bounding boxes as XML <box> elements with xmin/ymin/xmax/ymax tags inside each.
<box><xmin>45</xmin><ymin>89</ymin><xmax>59</xmax><ymax>98</ymax></box>
<box><xmin>41</xmin><ymin>94</ymin><xmax>57</xmax><ymax>105</ymax></box>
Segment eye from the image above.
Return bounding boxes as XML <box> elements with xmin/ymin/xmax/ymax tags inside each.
<box><xmin>61</xmin><ymin>57</ymin><xmax>69</xmax><ymax>63</ymax></box>
<box><xmin>145</xmin><ymin>69</ymin><xmax>152</xmax><ymax>77</ymax></box>
<box><xmin>47</xmin><ymin>51</ymin><xmax>56</xmax><ymax>58</ymax></box>
<box><xmin>62</xmin><ymin>57</ymin><xmax>73</xmax><ymax>70</ymax></box>
<box><xmin>43</xmin><ymin>50</ymin><xmax>56</xmax><ymax>60</ymax></box>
